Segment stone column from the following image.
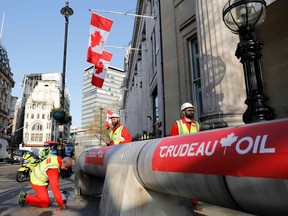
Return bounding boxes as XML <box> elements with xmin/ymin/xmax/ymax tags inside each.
<box><xmin>195</xmin><ymin>0</ymin><xmax>247</xmax><ymax>129</ymax></box>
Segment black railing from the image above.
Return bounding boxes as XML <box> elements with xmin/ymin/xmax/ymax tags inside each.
<box><xmin>133</xmin><ymin>132</ymin><xmax>162</xmax><ymax>141</ymax></box>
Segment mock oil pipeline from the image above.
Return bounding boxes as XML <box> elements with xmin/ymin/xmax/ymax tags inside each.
<box><xmin>78</xmin><ymin>118</ymin><xmax>288</xmax><ymax>216</ymax></box>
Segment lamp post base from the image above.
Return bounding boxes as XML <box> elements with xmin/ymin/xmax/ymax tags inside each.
<box><xmin>243</xmin><ymin>94</ymin><xmax>276</xmax><ymax>124</ymax></box>
<box><xmin>236</xmin><ymin>37</ymin><xmax>276</xmax><ymax>124</ymax></box>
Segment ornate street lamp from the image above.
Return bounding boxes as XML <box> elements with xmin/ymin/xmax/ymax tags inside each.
<box><xmin>58</xmin><ymin>1</ymin><xmax>73</xmax><ymax>157</ymax></box>
<box><xmin>222</xmin><ymin>0</ymin><xmax>276</xmax><ymax>123</ymax></box>
<box><xmin>60</xmin><ymin>1</ymin><xmax>74</xmax><ymax>109</ymax></box>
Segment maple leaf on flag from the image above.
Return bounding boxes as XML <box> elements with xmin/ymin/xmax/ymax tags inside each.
<box><xmin>96</xmin><ymin>61</ymin><xmax>104</xmax><ymax>74</ymax></box>
<box><xmin>91</xmin><ymin>31</ymin><xmax>102</xmax><ymax>48</ymax></box>
<box><xmin>220</xmin><ymin>132</ymin><xmax>238</xmax><ymax>155</ymax></box>
<box><xmin>87</xmin><ymin>13</ymin><xmax>113</xmax><ymax>65</ymax></box>
<box><xmin>91</xmin><ymin>50</ymin><xmax>112</xmax><ymax>88</ymax></box>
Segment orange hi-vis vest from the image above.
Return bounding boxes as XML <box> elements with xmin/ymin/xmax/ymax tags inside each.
<box><xmin>176</xmin><ymin>120</ymin><xmax>200</xmax><ymax>135</ymax></box>
<box><xmin>109</xmin><ymin>126</ymin><xmax>125</xmax><ymax>145</ymax></box>
<box><xmin>30</xmin><ymin>155</ymin><xmax>60</xmax><ymax>186</ymax></box>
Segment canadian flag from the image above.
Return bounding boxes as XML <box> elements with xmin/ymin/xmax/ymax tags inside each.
<box><xmin>87</xmin><ymin>13</ymin><xmax>113</xmax><ymax>65</ymax></box>
<box><xmin>105</xmin><ymin>109</ymin><xmax>114</xmax><ymax>130</ymax></box>
<box><xmin>91</xmin><ymin>50</ymin><xmax>112</xmax><ymax>88</ymax></box>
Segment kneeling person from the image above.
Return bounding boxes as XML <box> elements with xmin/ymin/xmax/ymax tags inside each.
<box><xmin>18</xmin><ymin>155</ymin><xmax>73</xmax><ymax>209</ymax></box>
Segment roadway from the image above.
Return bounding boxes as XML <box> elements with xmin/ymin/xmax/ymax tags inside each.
<box><xmin>0</xmin><ymin>162</ymin><xmax>256</xmax><ymax>216</ymax></box>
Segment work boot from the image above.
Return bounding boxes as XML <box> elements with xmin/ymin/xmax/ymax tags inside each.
<box><xmin>18</xmin><ymin>191</ymin><xmax>27</xmax><ymax>207</ymax></box>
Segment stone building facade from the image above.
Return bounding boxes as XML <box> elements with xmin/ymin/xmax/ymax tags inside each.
<box><xmin>122</xmin><ymin>0</ymin><xmax>288</xmax><ymax>137</ymax></box>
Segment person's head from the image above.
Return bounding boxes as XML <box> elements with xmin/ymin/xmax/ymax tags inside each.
<box><xmin>110</xmin><ymin>113</ymin><xmax>120</xmax><ymax>127</ymax></box>
<box><xmin>180</xmin><ymin>102</ymin><xmax>195</xmax><ymax>120</ymax></box>
<box><xmin>61</xmin><ymin>157</ymin><xmax>73</xmax><ymax>170</ymax></box>
<box><xmin>43</xmin><ymin>144</ymin><xmax>50</xmax><ymax>150</ymax></box>
<box><xmin>41</xmin><ymin>144</ymin><xmax>50</xmax><ymax>155</ymax></box>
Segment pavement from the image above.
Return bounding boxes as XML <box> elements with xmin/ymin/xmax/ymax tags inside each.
<box><xmin>0</xmin><ymin>168</ymin><xmax>256</xmax><ymax>216</ymax></box>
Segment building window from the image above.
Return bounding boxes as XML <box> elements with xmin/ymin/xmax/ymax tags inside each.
<box><xmin>152</xmin><ymin>29</ymin><xmax>157</xmax><ymax>68</ymax></box>
<box><xmin>152</xmin><ymin>88</ymin><xmax>158</xmax><ymax>135</ymax></box>
<box><xmin>32</xmin><ymin>123</ymin><xmax>43</xmax><ymax>131</ymax></box>
<box><xmin>31</xmin><ymin>133</ymin><xmax>43</xmax><ymax>142</ymax></box>
<box><xmin>189</xmin><ymin>37</ymin><xmax>203</xmax><ymax>118</ymax></box>
<box><xmin>31</xmin><ymin>123</ymin><xmax>43</xmax><ymax>142</ymax></box>
<box><xmin>46</xmin><ymin>133</ymin><xmax>51</xmax><ymax>141</ymax></box>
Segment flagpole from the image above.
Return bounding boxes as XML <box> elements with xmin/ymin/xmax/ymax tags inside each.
<box><xmin>104</xmin><ymin>45</ymin><xmax>143</xmax><ymax>51</ymax></box>
<box><xmin>59</xmin><ymin>1</ymin><xmax>73</xmax><ymax>158</ymax></box>
<box><xmin>0</xmin><ymin>13</ymin><xmax>5</xmax><ymax>40</ymax></box>
<box><xmin>88</xmin><ymin>9</ymin><xmax>155</xmax><ymax>19</ymax></box>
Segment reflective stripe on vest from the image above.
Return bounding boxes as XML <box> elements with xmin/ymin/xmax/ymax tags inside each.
<box><xmin>141</xmin><ymin>134</ymin><xmax>149</xmax><ymax>140</ymax></box>
<box><xmin>109</xmin><ymin>126</ymin><xmax>125</xmax><ymax>145</ymax></box>
<box><xmin>30</xmin><ymin>155</ymin><xmax>60</xmax><ymax>186</ymax></box>
<box><xmin>176</xmin><ymin>120</ymin><xmax>199</xmax><ymax>135</ymax></box>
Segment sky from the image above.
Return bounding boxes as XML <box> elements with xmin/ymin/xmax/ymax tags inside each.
<box><xmin>0</xmin><ymin>0</ymin><xmax>137</xmax><ymax>127</ymax></box>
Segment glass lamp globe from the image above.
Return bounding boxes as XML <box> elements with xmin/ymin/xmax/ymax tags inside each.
<box><xmin>222</xmin><ymin>0</ymin><xmax>267</xmax><ymax>34</ymax></box>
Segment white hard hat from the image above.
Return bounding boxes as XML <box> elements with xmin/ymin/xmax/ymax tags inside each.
<box><xmin>181</xmin><ymin>102</ymin><xmax>194</xmax><ymax>112</ymax></box>
<box><xmin>110</xmin><ymin>113</ymin><xmax>120</xmax><ymax>118</ymax></box>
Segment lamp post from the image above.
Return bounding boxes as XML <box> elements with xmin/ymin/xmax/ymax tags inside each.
<box><xmin>59</xmin><ymin>1</ymin><xmax>73</xmax><ymax>156</ymax></box>
<box><xmin>60</xmin><ymin>1</ymin><xmax>73</xmax><ymax>109</ymax></box>
<box><xmin>222</xmin><ymin>0</ymin><xmax>276</xmax><ymax>124</ymax></box>
<box><xmin>99</xmin><ymin>107</ymin><xmax>103</xmax><ymax>145</ymax></box>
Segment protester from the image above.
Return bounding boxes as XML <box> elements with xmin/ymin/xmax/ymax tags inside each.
<box><xmin>170</xmin><ymin>102</ymin><xmax>200</xmax><ymax>135</ymax></box>
<box><xmin>63</xmin><ymin>143</ymin><xmax>74</xmax><ymax>177</ymax></box>
<box><xmin>108</xmin><ymin>113</ymin><xmax>132</xmax><ymax>145</ymax></box>
<box><xmin>39</xmin><ymin>144</ymin><xmax>52</xmax><ymax>160</ymax></box>
<box><xmin>141</xmin><ymin>131</ymin><xmax>150</xmax><ymax>140</ymax></box>
<box><xmin>64</xmin><ymin>143</ymin><xmax>73</xmax><ymax>158</ymax></box>
<box><xmin>170</xmin><ymin>102</ymin><xmax>204</xmax><ymax>212</ymax></box>
<box><xmin>18</xmin><ymin>155</ymin><xmax>73</xmax><ymax>210</ymax></box>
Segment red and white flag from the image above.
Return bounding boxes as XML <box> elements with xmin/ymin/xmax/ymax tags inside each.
<box><xmin>87</xmin><ymin>13</ymin><xmax>113</xmax><ymax>65</ymax></box>
<box><xmin>91</xmin><ymin>50</ymin><xmax>113</xmax><ymax>88</ymax></box>
<box><xmin>105</xmin><ymin>109</ymin><xmax>114</xmax><ymax>130</ymax></box>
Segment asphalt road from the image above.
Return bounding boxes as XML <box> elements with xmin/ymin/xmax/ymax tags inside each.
<box><xmin>0</xmin><ymin>162</ymin><xmax>100</xmax><ymax>216</ymax></box>
<box><xmin>0</xmin><ymin>163</ymin><xmax>24</xmax><ymax>200</ymax></box>
<box><xmin>0</xmin><ymin>162</ymin><xmax>256</xmax><ymax>216</ymax></box>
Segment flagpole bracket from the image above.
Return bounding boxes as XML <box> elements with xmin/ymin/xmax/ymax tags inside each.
<box><xmin>89</xmin><ymin>9</ymin><xmax>156</xmax><ymax>19</ymax></box>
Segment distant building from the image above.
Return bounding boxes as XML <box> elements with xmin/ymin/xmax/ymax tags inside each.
<box><xmin>14</xmin><ymin>73</ymin><xmax>70</xmax><ymax>151</ymax></box>
<box><xmin>82</xmin><ymin>65</ymin><xmax>125</xmax><ymax>128</ymax></box>
<box><xmin>0</xmin><ymin>41</ymin><xmax>16</xmax><ymax>147</ymax></box>
<box><xmin>121</xmin><ymin>0</ymin><xmax>164</xmax><ymax>139</ymax></box>
<box><xmin>80</xmin><ymin>65</ymin><xmax>125</xmax><ymax>146</ymax></box>
<box><xmin>123</xmin><ymin>0</ymin><xmax>288</xmax><ymax>137</ymax></box>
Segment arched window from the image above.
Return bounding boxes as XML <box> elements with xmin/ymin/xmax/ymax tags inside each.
<box><xmin>31</xmin><ymin>123</ymin><xmax>43</xmax><ymax>142</ymax></box>
<box><xmin>32</xmin><ymin>123</ymin><xmax>43</xmax><ymax>131</ymax></box>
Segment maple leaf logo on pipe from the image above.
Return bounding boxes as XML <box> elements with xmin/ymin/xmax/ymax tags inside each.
<box><xmin>220</xmin><ymin>133</ymin><xmax>238</xmax><ymax>155</ymax></box>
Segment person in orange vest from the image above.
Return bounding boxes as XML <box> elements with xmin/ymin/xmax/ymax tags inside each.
<box><xmin>170</xmin><ymin>102</ymin><xmax>200</xmax><ymax>135</ymax></box>
<box><xmin>18</xmin><ymin>155</ymin><xmax>73</xmax><ymax>210</ymax></box>
<box><xmin>108</xmin><ymin>113</ymin><xmax>132</xmax><ymax>145</ymax></box>
<box><xmin>170</xmin><ymin>102</ymin><xmax>204</xmax><ymax>212</ymax></box>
